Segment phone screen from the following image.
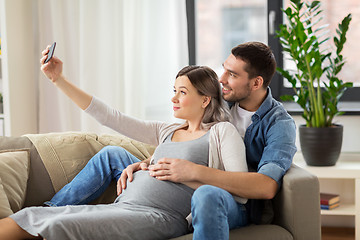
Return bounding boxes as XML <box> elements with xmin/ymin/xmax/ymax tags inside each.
<box><xmin>44</xmin><ymin>42</ymin><xmax>56</xmax><ymax>63</ymax></box>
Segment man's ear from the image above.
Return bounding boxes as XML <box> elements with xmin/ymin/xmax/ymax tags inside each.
<box><xmin>252</xmin><ymin>76</ymin><xmax>264</xmax><ymax>90</ymax></box>
<box><xmin>202</xmin><ymin>96</ymin><xmax>211</xmax><ymax>108</ymax></box>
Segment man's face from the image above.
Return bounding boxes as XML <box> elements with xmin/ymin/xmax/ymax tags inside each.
<box><xmin>219</xmin><ymin>54</ymin><xmax>253</xmax><ymax>103</ymax></box>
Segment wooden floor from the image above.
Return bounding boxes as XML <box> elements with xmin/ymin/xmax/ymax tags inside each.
<box><xmin>322</xmin><ymin>227</ymin><xmax>355</xmax><ymax>240</ymax></box>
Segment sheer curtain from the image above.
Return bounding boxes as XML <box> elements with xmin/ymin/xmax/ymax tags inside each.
<box><xmin>36</xmin><ymin>0</ymin><xmax>188</xmax><ymax>134</ymax></box>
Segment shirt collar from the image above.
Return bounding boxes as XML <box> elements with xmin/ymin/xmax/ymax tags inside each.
<box><xmin>254</xmin><ymin>87</ymin><xmax>273</xmax><ymax>120</ymax></box>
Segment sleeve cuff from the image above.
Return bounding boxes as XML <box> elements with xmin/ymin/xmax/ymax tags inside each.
<box><xmin>258</xmin><ymin>162</ymin><xmax>286</xmax><ymax>185</ymax></box>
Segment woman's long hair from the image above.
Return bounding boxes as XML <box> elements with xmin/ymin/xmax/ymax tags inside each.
<box><xmin>176</xmin><ymin>65</ymin><xmax>231</xmax><ymax>129</ymax></box>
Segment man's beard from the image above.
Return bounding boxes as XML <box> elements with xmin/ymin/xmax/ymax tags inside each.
<box><xmin>222</xmin><ymin>84</ymin><xmax>252</xmax><ymax>103</ymax></box>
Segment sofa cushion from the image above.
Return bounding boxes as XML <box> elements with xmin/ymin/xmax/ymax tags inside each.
<box><xmin>0</xmin><ymin>136</ymin><xmax>54</xmax><ymax>208</ymax></box>
<box><xmin>25</xmin><ymin>132</ymin><xmax>156</xmax><ymax>194</ymax></box>
<box><xmin>0</xmin><ymin>149</ymin><xmax>30</xmax><ymax>218</ymax></box>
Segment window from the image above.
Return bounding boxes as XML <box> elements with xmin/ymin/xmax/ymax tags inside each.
<box><xmin>186</xmin><ymin>0</ymin><xmax>360</xmax><ymax>114</ymax></box>
<box><xmin>187</xmin><ymin>0</ymin><xmax>267</xmax><ymax>75</ymax></box>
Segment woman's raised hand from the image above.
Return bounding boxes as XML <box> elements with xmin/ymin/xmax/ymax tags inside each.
<box><xmin>40</xmin><ymin>45</ymin><xmax>63</xmax><ymax>83</ymax></box>
<box><xmin>39</xmin><ymin>44</ymin><xmax>93</xmax><ymax>110</ymax></box>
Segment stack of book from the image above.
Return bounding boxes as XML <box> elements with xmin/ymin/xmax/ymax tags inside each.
<box><xmin>320</xmin><ymin>193</ymin><xmax>340</xmax><ymax>210</ymax></box>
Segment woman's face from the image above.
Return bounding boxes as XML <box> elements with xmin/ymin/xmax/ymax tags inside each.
<box><xmin>172</xmin><ymin>76</ymin><xmax>207</xmax><ymax>121</ymax></box>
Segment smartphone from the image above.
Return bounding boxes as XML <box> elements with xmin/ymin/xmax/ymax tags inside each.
<box><xmin>44</xmin><ymin>42</ymin><xmax>56</xmax><ymax>63</ymax></box>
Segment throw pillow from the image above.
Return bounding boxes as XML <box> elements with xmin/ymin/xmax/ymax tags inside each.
<box><xmin>0</xmin><ymin>179</ymin><xmax>13</xmax><ymax>218</ymax></box>
<box><xmin>0</xmin><ymin>149</ymin><xmax>30</xmax><ymax>218</ymax></box>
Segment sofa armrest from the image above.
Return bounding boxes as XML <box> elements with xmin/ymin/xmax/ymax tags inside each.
<box><xmin>272</xmin><ymin>164</ymin><xmax>321</xmax><ymax>240</ymax></box>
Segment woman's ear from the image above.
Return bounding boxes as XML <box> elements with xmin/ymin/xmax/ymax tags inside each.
<box><xmin>202</xmin><ymin>96</ymin><xmax>211</xmax><ymax>108</ymax></box>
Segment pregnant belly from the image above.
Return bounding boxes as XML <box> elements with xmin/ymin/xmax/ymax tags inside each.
<box><xmin>116</xmin><ymin>170</ymin><xmax>193</xmax><ymax>218</ymax></box>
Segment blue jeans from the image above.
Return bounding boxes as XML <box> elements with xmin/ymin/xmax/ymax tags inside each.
<box><xmin>44</xmin><ymin>146</ymin><xmax>141</xmax><ymax>206</ymax></box>
<box><xmin>191</xmin><ymin>185</ymin><xmax>248</xmax><ymax>240</ymax></box>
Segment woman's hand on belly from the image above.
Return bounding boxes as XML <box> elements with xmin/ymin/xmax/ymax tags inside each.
<box><xmin>148</xmin><ymin>158</ymin><xmax>200</xmax><ymax>185</ymax></box>
<box><xmin>117</xmin><ymin>161</ymin><xmax>149</xmax><ymax>195</ymax></box>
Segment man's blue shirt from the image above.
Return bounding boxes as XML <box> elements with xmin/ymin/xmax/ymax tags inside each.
<box><xmin>231</xmin><ymin>88</ymin><xmax>297</xmax><ymax>186</ymax></box>
<box><xmin>230</xmin><ymin>88</ymin><xmax>297</xmax><ymax>224</ymax></box>
<box><xmin>246</xmin><ymin>89</ymin><xmax>297</xmax><ymax>185</ymax></box>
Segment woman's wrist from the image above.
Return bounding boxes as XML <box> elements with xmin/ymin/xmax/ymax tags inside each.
<box><xmin>53</xmin><ymin>74</ymin><xmax>65</xmax><ymax>85</ymax></box>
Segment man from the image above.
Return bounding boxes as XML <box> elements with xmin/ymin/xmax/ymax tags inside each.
<box><xmin>149</xmin><ymin>42</ymin><xmax>297</xmax><ymax>239</ymax></box>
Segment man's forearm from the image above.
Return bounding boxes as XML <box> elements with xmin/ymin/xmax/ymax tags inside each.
<box><xmin>148</xmin><ymin>158</ymin><xmax>278</xmax><ymax>198</ymax></box>
<box><xmin>182</xmin><ymin>181</ymin><xmax>203</xmax><ymax>190</ymax></box>
<box><xmin>193</xmin><ymin>165</ymin><xmax>278</xmax><ymax>199</ymax></box>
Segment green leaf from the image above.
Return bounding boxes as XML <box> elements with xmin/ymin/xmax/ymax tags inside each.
<box><xmin>280</xmin><ymin>95</ymin><xmax>295</xmax><ymax>102</ymax></box>
<box><xmin>310</xmin><ymin>1</ymin><xmax>321</xmax><ymax>9</ymax></box>
<box><xmin>284</xmin><ymin>7</ymin><xmax>293</xmax><ymax>17</ymax></box>
<box><xmin>277</xmin><ymin>68</ymin><xmax>297</xmax><ymax>86</ymax></box>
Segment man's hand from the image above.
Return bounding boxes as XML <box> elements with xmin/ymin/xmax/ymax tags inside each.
<box><xmin>148</xmin><ymin>158</ymin><xmax>197</xmax><ymax>183</ymax></box>
<box><xmin>117</xmin><ymin>162</ymin><xmax>148</xmax><ymax>195</ymax></box>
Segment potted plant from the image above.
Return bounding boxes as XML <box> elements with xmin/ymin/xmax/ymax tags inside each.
<box><xmin>276</xmin><ymin>0</ymin><xmax>353</xmax><ymax>166</ymax></box>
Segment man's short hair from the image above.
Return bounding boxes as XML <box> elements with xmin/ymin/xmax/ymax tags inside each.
<box><xmin>231</xmin><ymin>42</ymin><xmax>276</xmax><ymax>88</ymax></box>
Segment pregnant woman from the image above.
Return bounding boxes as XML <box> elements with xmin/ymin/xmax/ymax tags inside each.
<box><xmin>0</xmin><ymin>46</ymin><xmax>247</xmax><ymax>240</ymax></box>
